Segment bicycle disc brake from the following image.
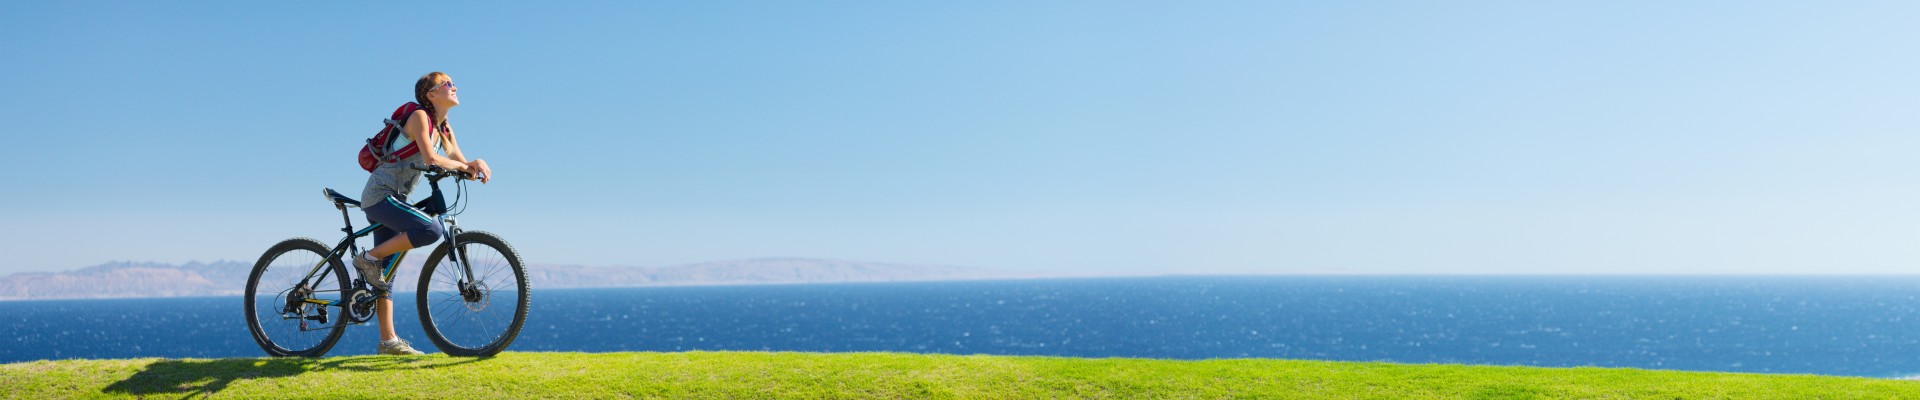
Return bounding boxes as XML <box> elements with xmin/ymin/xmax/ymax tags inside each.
<box><xmin>460</xmin><ymin>280</ymin><xmax>491</xmax><ymax>312</ymax></box>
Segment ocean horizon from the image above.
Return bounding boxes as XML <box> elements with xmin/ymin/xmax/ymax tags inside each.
<box><xmin>5</xmin><ymin>276</ymin><xmax>1919</xmax><ymax>378</ymax></box>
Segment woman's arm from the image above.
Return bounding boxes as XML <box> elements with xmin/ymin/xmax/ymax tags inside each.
<box><xmin>438</xmin><ymin>127</ymin><xmax>492</xmax><ymax>183</ymax></box>
<box><xmin>443</xmin><ymin>130</ymin><xmax>468</xmax><ymax>163</ymax></box>
<box><xmin>405</xmin><ymin>110</ymin><xmax>469</xmax><ymax>172</ymax></box>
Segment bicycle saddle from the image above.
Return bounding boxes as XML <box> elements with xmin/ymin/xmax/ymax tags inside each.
<box><xmin>323</xmin><ymin>188</ymin><xmax>362</xmax><ymax>208</ymax></box>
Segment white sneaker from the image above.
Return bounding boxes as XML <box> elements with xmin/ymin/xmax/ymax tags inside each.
<box><xmin>378</xmin><ymin>338</ymin><xmax>425</xmax><ymax>355</ymax></box>
<box><xmin>352</xmin><ymin>250</ymin><xmax>389</xmax><ymax>292</ymax></box>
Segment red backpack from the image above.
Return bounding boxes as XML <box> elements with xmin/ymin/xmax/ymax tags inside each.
<box><xmin>357</xmin><ymin>102</ymin><xmax>432</xmax><ymax>172</ymax></box>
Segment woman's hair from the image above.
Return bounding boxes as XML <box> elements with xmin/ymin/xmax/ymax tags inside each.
<box><xmin>412</xmin><ymin>71</ymin><xmax>452</xmax><ymax>133</ymax></box>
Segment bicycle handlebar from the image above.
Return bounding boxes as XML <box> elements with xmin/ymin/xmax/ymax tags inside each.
<box><xmin>409</xmin><ymin>163</ymin><xmax>476</xmax><ymax>180</ymax></box>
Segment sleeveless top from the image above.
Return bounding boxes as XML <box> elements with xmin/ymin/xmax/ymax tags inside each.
<box><xmin>361</xmin><ymin>122</ymin><xmax>449</xmax><ymax>205</ymax></box>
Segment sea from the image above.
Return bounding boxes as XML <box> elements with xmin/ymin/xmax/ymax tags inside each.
<box><xmin>5</xmin><ymin>276</ymin><xmax>1920</xmax><ymax>378</ymax></box>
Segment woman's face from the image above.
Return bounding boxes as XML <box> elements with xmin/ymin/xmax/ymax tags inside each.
<box><xmin>430</xmin><ymin>78</ymin><xmax>460</xmax><ymax>107</ymax></box>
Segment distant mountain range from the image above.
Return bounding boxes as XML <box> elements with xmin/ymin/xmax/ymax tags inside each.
<box><xmin>0</xmin><ymin>258</ymin><xmax>1037</xmax><ymax>301</ymax></box>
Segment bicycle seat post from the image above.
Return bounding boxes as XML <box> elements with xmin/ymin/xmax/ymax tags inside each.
<box><xmin>337</xmin><ymin>201</ymin><xmax>357</xmax><ymax>238</ymax></box>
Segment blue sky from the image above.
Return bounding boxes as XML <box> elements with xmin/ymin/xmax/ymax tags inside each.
<box><xmin>1</xmin><ymin>1</ymin><xmax>1915</xmax><ymax>275</ymax></box>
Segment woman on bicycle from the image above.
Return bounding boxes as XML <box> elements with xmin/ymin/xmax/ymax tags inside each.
<box><xmin>355</xmin><ymin>71</ymin><xmax>493</xmax><ymax>355</ymax></box>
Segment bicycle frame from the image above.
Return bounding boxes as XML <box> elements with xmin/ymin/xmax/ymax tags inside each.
<box><xmin>287</xmin><ymin>174</ymin><xmax>474</xmax><ymax>327</ymax></box>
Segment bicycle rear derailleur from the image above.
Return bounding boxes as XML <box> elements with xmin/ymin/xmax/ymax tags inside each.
<box><xmin>281</xmin><ymin>285</ymin><xmax>329</xmax><ymax>325</ymax></box>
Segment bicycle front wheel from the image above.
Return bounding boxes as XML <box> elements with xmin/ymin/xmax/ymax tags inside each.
<box><xmin>416</xmin><ymin>230</ymin><xmax>529</xmax><ymax>356</ymax></box>
<box><xmin>245</xmin><ymin>237</ymin><xmax>349</xmax><ymax>357</ymax></box>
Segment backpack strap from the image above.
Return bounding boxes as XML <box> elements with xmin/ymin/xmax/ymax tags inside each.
<box><xmin>375</xmin><ymin>102</ymin><xmax>430</xmax><ymax>163</ymax></box>
<box><xmin>373</xmin><ymin>102</ymin><xmax>452</xmax><ymax>164</ymax></box>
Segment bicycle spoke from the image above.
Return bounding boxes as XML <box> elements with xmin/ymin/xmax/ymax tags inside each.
<box><xmin>433</xmin><ymin>298</ymin><xmax>466</xmax><ymax>316</ymax></box>
<box><xmin>247</xmin><ymin>241</ymin><xmax>349</xmax><ymax>356</ymax></box>
<box><xmin>416</xmin><ymin>233</ymin><xmax>525</xmax><ymax>356</ymax></box>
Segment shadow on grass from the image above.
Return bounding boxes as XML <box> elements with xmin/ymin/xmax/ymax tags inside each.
<box><xmin>102</xmin><ymin>356</ymin><xmax>486</xmax><ymax>398</ymax></box>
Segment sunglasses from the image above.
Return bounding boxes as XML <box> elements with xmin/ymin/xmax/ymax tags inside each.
<box><xmin>429</xmin><ymin>81</ymin><xmax>456</xmax><ymax>92</ymax></box>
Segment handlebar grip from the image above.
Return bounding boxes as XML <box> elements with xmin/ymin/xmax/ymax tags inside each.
<box><xmin>409</xmin><ymin>163</ymin><xmax>433</xmax><ymax>172</ymax></box>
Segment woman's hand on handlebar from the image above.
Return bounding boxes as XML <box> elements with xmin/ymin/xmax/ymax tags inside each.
<box><xmin>466</xmin><ymin>159</ymin><xmax>492</xmax><ymax>184</ymax></box>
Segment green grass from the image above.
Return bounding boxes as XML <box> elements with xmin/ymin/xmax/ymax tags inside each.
<box><xmin>1</xmin><ymin>351</ymin><xmax>1913</xmax><ymax>399</ymax></box>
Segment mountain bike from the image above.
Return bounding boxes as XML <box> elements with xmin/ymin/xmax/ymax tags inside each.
<box><xmin>245</xmin><ymin>164</ymin><xmax>528</xmax><ymax>357</ymax></box>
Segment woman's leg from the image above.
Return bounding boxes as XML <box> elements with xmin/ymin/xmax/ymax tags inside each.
<box><xmin>364</xmin><ymin>197</ymin><xmax>441</xmax><ymax>260</ymax></box>
<box><xmin>378</xmin><ymin>298</ymin><xmax>398</xmax><ymax>341</ymax></box>
<box><xmin>360</xmin><ymin>196</ymin><xmax>442</xmax><ymax>353</ymax></box>
<box><xmin>368</xmin><ymin>234</ymin><xmax>413</xmax><ymax>259</ymax></box>
<box><xmin>364</xmin><ymin>226</ymin><xmax>407</xmax><ymax>342</ymax></box>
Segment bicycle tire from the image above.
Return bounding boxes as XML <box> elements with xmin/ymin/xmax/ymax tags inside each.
<box><xmin>245</xmin><ymin>237</ymin><xmax>349</xmax><ymax>357</ymax></box>
<box><xmin>416</xmin><ymin>230</ymin><xmax>529</xmax><ymax>356</ymax></box>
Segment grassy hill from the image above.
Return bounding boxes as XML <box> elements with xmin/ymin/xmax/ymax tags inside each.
<box><xmin>2</xmin><ymin>351</ymin><xmax>1914</xmax><ymax>399</ymax></box>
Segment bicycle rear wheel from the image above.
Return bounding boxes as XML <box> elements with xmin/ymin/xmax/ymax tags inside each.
<box><xmin>245</xmin><ymin>237</ymin><xmax>349</xmax><ymax>357</ymax></box>
<box><xmin>416</xmin><ymin>230</ymin><xmax>529</xmax><ymax>356</ymax></box>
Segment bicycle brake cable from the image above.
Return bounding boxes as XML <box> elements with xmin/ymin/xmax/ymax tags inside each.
<box><xmin>448</xmin><ymin>178</ymin><xmax>470</xmax><ymax>217</ymax></box>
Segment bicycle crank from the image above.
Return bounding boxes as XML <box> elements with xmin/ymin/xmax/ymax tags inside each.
<box><xmin>345</xmin><ymin>288</ymin><xmax>378</xmax><ymax>324</ymax></box>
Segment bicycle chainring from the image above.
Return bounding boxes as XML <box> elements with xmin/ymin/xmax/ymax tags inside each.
<box><xmin>345</xmin><ymin>289</ymin><xmax>378</xmax><ymax>324</ymax></box>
